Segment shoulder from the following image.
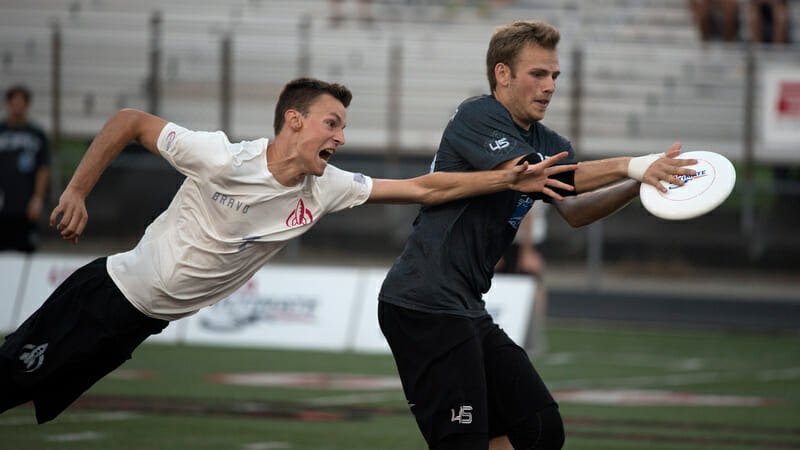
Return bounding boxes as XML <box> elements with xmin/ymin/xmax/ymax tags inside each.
<box><xmin>319</xmin><ymin>164</ymin><xmax>369</xmax><ymax>185</ymax></box>
<box><xmin>453</xmin><ymin>95</ymin><xmax>510</xmax><ymax>122</ymax></box>
<box><xmin>28</xmin><ymin>123</ymin><xmax>48</xmax><ymax>142</ymax></box>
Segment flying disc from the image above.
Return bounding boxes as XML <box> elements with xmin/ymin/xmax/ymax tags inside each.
<box><xmin>640</xmin><ymin>150</ymin><xmax>736</xmax><ymax>220</ymax></box>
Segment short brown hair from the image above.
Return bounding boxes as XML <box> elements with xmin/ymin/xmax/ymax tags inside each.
<box><xmin>486</xmin><ymin>21</ymin><xmax>560</xmax><ymax>92</ymax></box>
<box><xmin>273</xmin><ymin>78</ymin><xmax>352</xmax><ymax>135</ymax></box>
<box><xmin>5</xmin><ymin>85</ymin><xmax>31</xmax><ymax>104</ymax></box>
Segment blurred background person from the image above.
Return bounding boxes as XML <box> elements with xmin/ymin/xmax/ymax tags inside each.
<box><xmin>688</xmin><ymin>0</ymin><xmax>741</xmax><ymax>42</ymax></box>
<box><xmin>0</xmin><ymin>85</ymin><xmax>50</xmax><ymax>253</ymax></box>
<box><xmin>749</xmin><ymin>0</ymin><xmax>791</xmax><ymax>43</ymax></box>
<box><xmin>328</xmin><ymin>0</ymin><xmax>374</xmax><ymax>27</ymax></box>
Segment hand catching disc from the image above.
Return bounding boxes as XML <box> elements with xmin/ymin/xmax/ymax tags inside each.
<box><xmin>640</xmin><ymin>151</ymin><xmax>736</xmax><ymax>220</ymax></box>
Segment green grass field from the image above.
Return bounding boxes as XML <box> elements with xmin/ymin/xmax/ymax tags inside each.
<box><xmin>2</xmin><ymin>322</ymin><xmax>799</xmax><ymax>449</ymax></box>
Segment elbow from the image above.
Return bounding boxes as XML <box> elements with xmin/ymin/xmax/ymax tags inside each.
<box><xmin>565</xmin><ymin>215</ymin><xmax>594</xmax><ymax>228</ymax></box>
<box><xmin>558</xmin><ymin>204</ymin><xmax>597</xmax><ymax>228</ymax></box>
<box><xmin>419</xmin><ymin>192</ymin><xmax>442</xmax><ymax>206</ymax></box>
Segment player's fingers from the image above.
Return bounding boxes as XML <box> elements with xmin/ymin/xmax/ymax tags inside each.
<box><xmin>56</xmin><ymin>206</ymin><xmax>73</xmax><ymax>232</ymax></box>
<box><xmin>65</xmin><ymin>215</ymin><xmax>87</xmax><ymax>241</ymax></box>
<box><xmin>666</xmin><ymin>157</ymin><xmax>697</xmax><ymax>168</ymax></box>
<box><xmin>664</xmin><ymin>142</ymin><xmax>682</xmax><ymax>158</ymax></box>
<box><xmin>49</xmin><ymin>204</ymin><xmax>65</xmax><ymax>227</ymax></box>
<box><xmin>544</xmin><ymin>163</ymin><xmax>578</xmax><ymax>175</ymax></box>
<box><xmin>541</xmin><ymin>187</ymin><xmax>564</xmax><ymax>201</ymax></box>
<box><xmin>540</xmin><ymin>151</ymin><xmax>568</xmax><ymax>167</ymax></box>
<box><xmin>546</xmin><ymin>179</ymin><xmax>575</xmax><ymax>191</ymax></box>
<box><xmin>60</xmin><ymin>208</ymin><xmax>84</xmax><ymax>239</ymax></box>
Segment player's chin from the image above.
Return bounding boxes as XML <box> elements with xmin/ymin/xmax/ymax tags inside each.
<box><xmin>313</xmin><ymin>160</ymin><xmax>328</xmax><ymax>176</ymax></box>
<box><xmin>529</xmin><ymin>110</ymin><xmax>546</xmax><ymax>122</ymax></box>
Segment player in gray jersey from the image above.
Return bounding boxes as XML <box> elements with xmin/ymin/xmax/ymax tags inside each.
<box><xmin>379</xmin><ymin>21</ymin><xmax>697</xmax><ymax>449</ymax></box>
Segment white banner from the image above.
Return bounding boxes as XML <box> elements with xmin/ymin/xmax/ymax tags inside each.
<box><xmin>182</xmin><ymin>265</ymin><xmax>361</xmax><ymax>350</ymax></box>
<box><xmin>14</xmin><ymin>254</ymin><xmax>96</xmax><ymax>326</ymax></box>
<box><xmin>3</xmin><ymin>255</ymin><xmax>535</xmax><ymax>354</ymax></box>
<box><xmin>484</xmin><ymin>274</ymin><xmax>536</xmax><ymax>345</ymax></box>
<box><xmin>761</xmin><ymin>65</ymin><xmax>800</xmax><ymax>163</ymax></box>
<box><xmin>350</xmin><ymin>269</ymin><xmax>536</xmax><ymax>354</ymax></box>
<box><xmin>0</xmin><ymin>252</ymin><xmax>28</xmax><ymax>331</ymax></box>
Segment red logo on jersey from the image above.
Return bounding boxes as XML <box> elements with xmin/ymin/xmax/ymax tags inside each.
<box><xmin>286</xmin><ymin>199</ymin><xmax>313</xmax><ymax>227</ymax></box>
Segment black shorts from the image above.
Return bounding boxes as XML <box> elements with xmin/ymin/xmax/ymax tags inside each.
<box><xmin>0</xmin><ymin>216</ymin><xmax>38</xmax><ymax>252</ymax></box>
<box><xmin>0</xmin><ymin>257</ymin><xmax>168</xmax><ymax>423</ymax></box>
<box><xmin>378</xmin><ymin>301</ymin><xmax>556</xmax><ymax>448</ymax></box>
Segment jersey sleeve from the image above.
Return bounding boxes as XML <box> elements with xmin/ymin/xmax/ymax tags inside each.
<box><xmin>156</xmin><ymin>122</ymin><xmax>231</xmax><ymax>180</ymax></box>
<box><xmin>441</xmin><ymin>99</ymin><xmax>537</xmax><ymax>171</ymax></box>
<box><xmin>318</xmin><ymin>164</ymin><xmax>373</xmax><ymax>214</ymax></box>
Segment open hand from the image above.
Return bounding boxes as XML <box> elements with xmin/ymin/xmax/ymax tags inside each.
<box><xmin>511</xmin><ymin>151</ymin><xmax>577</xmax><ymax>200</ymax></box>
<box><xmin>642</xmin><ymin>143</ymin><xmax>698</xmax><ymax>193</ymax></box>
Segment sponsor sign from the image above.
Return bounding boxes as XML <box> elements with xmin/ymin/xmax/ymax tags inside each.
<box><xmin>761</xmin><ymin>65</ymin><xmax>800</xmax><ymax>163</ymax></box>
<box><xmin>0</xmin><ymin>252</ymin><xmax>27</xmax><ymax>331</ymax></box>
<box><xmin>14</xmin><ymin>254</ymin><xmax>96</xmax><ymax>327</ymax></box>
<box><xmin>3</xmin><ymin>256</ymin><xmax>535</xmax><ymax>353</ymax></box>
<box><xmin>350</xmin><ymin>269</ymin><xmax>536</xmax><ymax>353</ymax></box>
<box><xmin>183</xmin><ymin>265</ymin><xmax>361</xmax><ymax>350</ymax></box>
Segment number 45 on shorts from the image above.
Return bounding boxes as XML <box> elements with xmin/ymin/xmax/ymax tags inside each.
<box><xmin>450</xmin><ymin>405</ymin><xmax>473</xmax><ymax>424</ymax></box>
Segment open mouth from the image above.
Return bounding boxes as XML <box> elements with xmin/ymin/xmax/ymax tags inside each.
<box><xmin>319</xmin><ymin>148</ymin><xmax>334</xmax><ymax>163</ymax></box>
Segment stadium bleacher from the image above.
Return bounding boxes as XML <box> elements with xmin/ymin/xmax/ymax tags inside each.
<box><xmin>2</xmin><ymin>0</ymin><xmax>798</xmax><ymax>268</ymax></box>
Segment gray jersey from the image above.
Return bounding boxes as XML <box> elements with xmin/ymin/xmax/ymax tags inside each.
<box><xmin>379</xmin><ymin>95</ymin><xmax>574</xmax><ymax>317</ymax></box>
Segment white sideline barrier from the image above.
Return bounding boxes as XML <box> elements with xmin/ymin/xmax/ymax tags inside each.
<box><xmin>349</xmin><ymin>269</ymin><xmax>536</xmax><ymax>354</ymax></box>
<box><xmin>15</xmin><ymin>254</ymin><xmax>96</xmax><ymax>324</ymax></box>
<box><xmin>2</xmin><ymin>254</ymin><xmax>535</xmax><ymax>353</ymax></box>
<box><xmin>183</xmin><ymin>265</ymin><xmax>362</xmax><ymax>351</ymax></box>
<box><xmin>0</xmin><ymin>253</ymin><xmax>27</xmax><ymax>331</ymax></box>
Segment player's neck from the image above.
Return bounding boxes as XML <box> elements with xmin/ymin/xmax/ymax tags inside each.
<box><xmin>6</xmin><ymin>115</ymin><xmax>26</xmax><ymax>128</ymax></box>
<box><xmin>266</xmin><ymin>140</ymin><xmax>306</xmax><ymax>187</ymax></box>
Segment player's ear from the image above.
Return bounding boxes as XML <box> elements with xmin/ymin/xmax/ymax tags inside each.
<box><xmin>285</xmin><ymin>109</ymin><xmax>303</xmax><ymax>131</ymax></box>
<box><xmin>495</xmin><ymin>63</ymin><xmax>511</xmax><ymax>87</ymax></box>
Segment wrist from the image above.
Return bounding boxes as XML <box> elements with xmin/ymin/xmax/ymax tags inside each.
<box><xmin>627</xmin><ymin>153</ymin><xmax>664</xmax><ymax>181</ymax></box>
<box><xmin>506</xmin><ymin>169</ymin><xmax>519</xmax><ymax>191</ymax></box>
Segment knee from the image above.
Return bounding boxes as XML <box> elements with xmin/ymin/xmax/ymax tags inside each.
<box><xmin>507</xmin><ymin>405</ymin><xmax>564</xmax><ymax>450</ymax></box>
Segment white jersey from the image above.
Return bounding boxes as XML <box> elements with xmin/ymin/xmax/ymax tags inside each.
<box><xmin>107</xmin><ymin>123</ymin><xmax>373</xmax><ymax>321</ymax></box>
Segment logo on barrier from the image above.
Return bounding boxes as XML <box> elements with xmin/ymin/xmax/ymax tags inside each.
<box><xmin>19</xmin><ymin>343</ymin><xmax>48</xmax><ymax>372</ymax></box>
<box><xmin>200</xmin><ymin>280</ymin><xmax>319</xmax><ymax>331</ymax></box>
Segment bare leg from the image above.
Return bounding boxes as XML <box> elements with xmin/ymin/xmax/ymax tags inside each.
<box><xmin>489</xmin><ymin>435</ymin><xmax>514</xmax><ymax>450</ymax></box>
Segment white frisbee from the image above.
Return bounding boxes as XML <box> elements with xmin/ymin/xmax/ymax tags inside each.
<box><xmin>640</xmin><ymin>150</ymin><xmax>736</xmax><ymax>220</ymax></box>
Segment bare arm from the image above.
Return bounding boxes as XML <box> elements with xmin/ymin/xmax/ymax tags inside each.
<box><xmin>497</xmin><ymin>143</ymin><xmax>697</xmax><ymax>194</ymax></box>
<box><xmin>552</xmin><ymin>178</ymin><xmax>639</xmax><ymax>227</ymax></box>
<box><xmin>574</xmin><ymin>143</ymin><xmax>697</xmax><ymax>193</ymax></box>
<box><xmin>26</xmin><ymin>165</ymin><xmax>50</xmax><ymax>222</ymax></box>
<box><xmin>49</xmin><ymin>109</ymin><xmax>167</xmax><ymax>243</ymax></box>
<box><xmin>552</xmin><ymin>144</ymin><xmax>702</xmax><ymax>226</ymax></box>
<box><xmin>366</xmin><ymin>152</ymin><xmax>576</xmax><ymax>205</ymax></box>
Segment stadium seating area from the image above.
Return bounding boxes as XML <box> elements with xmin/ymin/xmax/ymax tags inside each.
<box><xmin>1</xmin><ymin>0</ymin><xmax>798</xmax><ymax>162</ymax></box>
<box><xmin>2</xmin><ymin>0</ymin><xmax>798</xmax><ymax>268</ymax></box>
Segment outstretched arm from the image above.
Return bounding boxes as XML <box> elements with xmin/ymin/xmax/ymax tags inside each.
<box><xmin>553</xmin><ymin>178</ymin><xmax>640</xmax><ymax>227</ymax></box>
<box><xmin>50</xmin><ymin>109</ymin><xmax>167</xmax><ymax>244</ymax></box>
<box><xmin>552</xmin><ymin>144</ymin><xmax>697</xmax><ymax>227</ymax></box>
<box><xmin>366</xmin><ymin>152</ymin><xmax>577</xmax><ymax>205</ymax></box>
<box><xmin>573</xmin><ymin>143</ymin><xmax>696</xmax><ymax>193</ymax></box>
